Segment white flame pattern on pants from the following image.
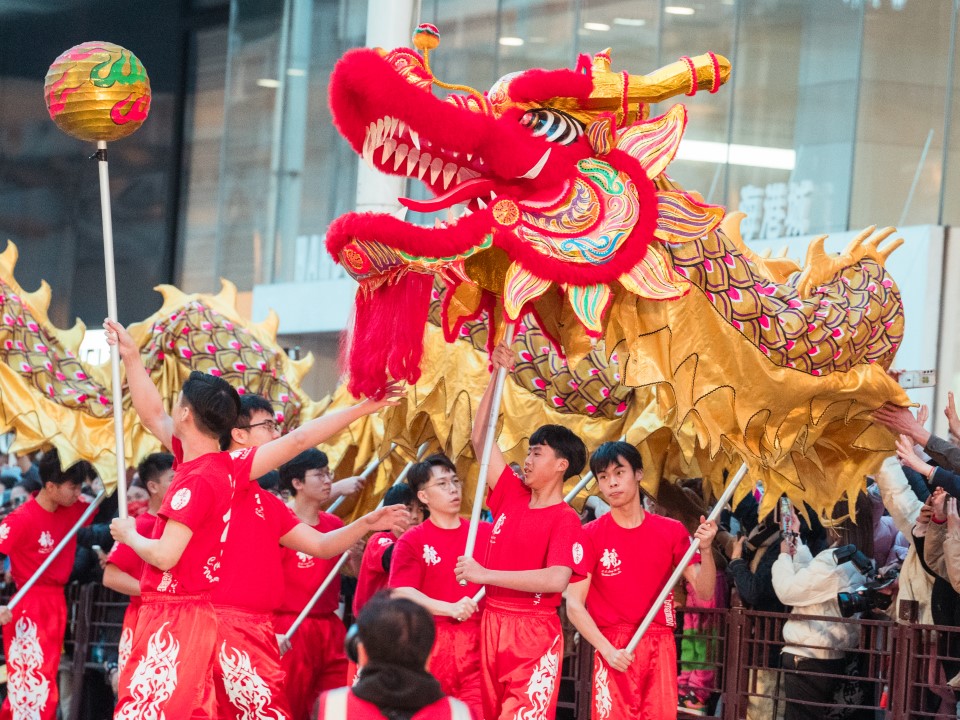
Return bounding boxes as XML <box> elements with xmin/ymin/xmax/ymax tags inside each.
<box><xmin>115</xmin><ymin>622</ymin><xmax>180</xmax><ymax>720</ymax></box>
<box><xmin>8</xmin><ymin>616</ymin><xmax>50</xmax><ymax>720</ymax></box>
<box><xmin>218</xmin><ymin>641</ymin><xmax>284</xmax><ymax>720</ymax></box>
<box><xmin>516</xmin><ymin>634</ymin><xmax>560</xmax><ymax>720</ymax></box>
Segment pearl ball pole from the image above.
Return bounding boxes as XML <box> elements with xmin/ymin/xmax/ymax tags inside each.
<box><xmin>45</xmin><ymin>42</ymin><xmax>151</xmax><ymax>517</ymax></box>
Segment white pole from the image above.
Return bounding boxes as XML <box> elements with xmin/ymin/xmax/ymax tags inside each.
<box><xmin>625</xmin><ymin>462</ymin><xmax>748</xmax><ymax>653</ymax></box>
<box><xmin>283</xmin><ymin>442</ymin><xmax>428</xmax><ymax>640</ymax></box>
<box><xmin>8</xmin><ymin>490</ymin><xmax>106</xmax><ymax>610</ymax></box>
<box><xmin>96</xmin><ymin>140</ymin><xmax>128</xmax><ymax>518</ymax></box>
<box><xmin>327</xmin><ymin>443</ymin><xmax>397</xmax><ymax>514</ymax></box>
<box><xmin>461</xmin><ymin>326</ymin><xmax>516</xmax><ymax>585</ymax></box>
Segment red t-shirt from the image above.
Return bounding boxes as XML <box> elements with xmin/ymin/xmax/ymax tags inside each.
<box><xmin>213</xmin><ymin>484</ymin><xmax>299</xmax><ymax>612</ymax></box>
<box><xmin>319</xmin><ymin>690</ymin><xmax>478</xmax><ymax>719</ymax></box>
<box><xmin>276</xmin><ymin>512</ymin><xmax>345</xmax><ymax>618</ymax></box>
<box><xmin>106</xmin><ymin>512</ymin><xmax>159</xmax><ymax>607</ymax></box>
<box><xmin>353</xmin><ymin>531</ymin><xmax>397</xmax><ymax>616</ymax></box>
<box><xmin>577</xmin><ymin>511</ymin><xmax>697</xmax><ymax>629</ymax></box>
<box><xmin>0</xmin><ymin>494</ymin><xmax>93</xmax><ymax>587</ymax></box>
<box><xmin>140</xmin><ymin>437</ymin><xmax>255</xmax><ymax>596</ymax></box>
<box><xmin>482</xmin><ymin>466</ymin><xmax>583</xmax><ymax>608</ymax></box>
<box><xmin>389</xmin><ymin>517</ymin><xmax>491</xmax><ymax>623</ymax></box>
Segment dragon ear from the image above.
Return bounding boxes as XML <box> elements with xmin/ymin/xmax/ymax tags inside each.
<box><xmin>585</xmin><ymin>113</ymin><xmax>617</xmax><ymax>156</ymax></box>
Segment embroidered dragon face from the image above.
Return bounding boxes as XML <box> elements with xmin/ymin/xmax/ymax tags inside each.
<box><xmin>327</xmin><ymin>29</ymin><xmax>730</xmax><ymax>397</ymax></box>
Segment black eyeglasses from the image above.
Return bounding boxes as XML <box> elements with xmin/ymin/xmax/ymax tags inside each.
<box><xmin>238</xmin><ymin>419</ymin><xmax>280</xmax><ymax>432</ymax></box>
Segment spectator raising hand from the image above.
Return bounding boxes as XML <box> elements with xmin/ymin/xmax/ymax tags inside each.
<box><xmin>947</xmin><ymin>497</ymin><xmax>960</xmax><ymax>535</ymax></box>
<box><xmin>896</xmin><ymin>434</ymin><xmax>934</xmax><ymax>478</ymax></box>
<box><xmin>947</xmin><ymin>392</ymin><xmax>960</xmax><ymax>444</ymax></box>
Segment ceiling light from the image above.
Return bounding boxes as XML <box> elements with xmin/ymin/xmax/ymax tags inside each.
<box><xmin>583</xmin><ymin>22</ymin><xmax>611</xmax><ymax>31</ymax></box>
<box><xmin>499</xmin><ymin>37</ymin><xmax>524</xmax><ymax>47</ymax></box>
<box><xmin>675</xmin><ymin>140</ymin><xmax>796</xmax><ymax>170</ymax></box>
<box><xmin>256</xmin><ymin>78</ymin><xmax>280</xmax><ymax>88</ymax></box>
<box><xmin>613</xmin><ymin>17</ymin><xmax>647</xmax><ymax>26</ymax></box>
<box><xmin>665</xmin><ymin>6</ymin><xmax>696</xmax><ymax>15</ymax></box>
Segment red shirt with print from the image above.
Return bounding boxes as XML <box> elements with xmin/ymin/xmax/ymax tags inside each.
<box><xmin>140</xmin><ymin>437</ymin><xmax>255</xmax><ymax>595</ymax></box>
<box><xmin>482</xmin><ymin>466</ymin><xmax>583</xmax><ymax>608</ymax></box>
<box><xmin>0</xmin><ymin>494</ymin><xmax>93</xmax><ymax>587</ymax></box>
<box><xmin>353</xmin><ymin>531</ymin><xmax>396</xmax><ymax>616</ymax></box>
<box><xmin>213</xmin><ymin>484</ymin><xmax>299</xmax><ymax>612</ymax></box>
<box><xmin>389</xmin><ymin>518</ymin><xmax>490</xmax><ymax>623</ymax></box>
<box><xmin>106</xmin><ymin>511</ymin><xmax>159</xmax><ymax>609</ymax></box>
<box><xmin>276</xmin><ymin>512</ymin><xmax>344</xmax><ymax>618</ymax></box>
<box><xmin>577</xmin><ymin>511</ymin><xmax>697</xmax><ymax>629</ymax></box>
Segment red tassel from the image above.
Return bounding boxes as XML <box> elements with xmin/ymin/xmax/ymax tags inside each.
<box><xmin>343</xmin><ymin>272</ymin><xmax>434</xmax><ymax>398</ymax></box>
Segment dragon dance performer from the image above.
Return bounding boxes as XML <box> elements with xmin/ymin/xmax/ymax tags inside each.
<box><xmin>102</xmin><ymin>452</ymin><xmax>174</xmax><ymax>676</ymax></box>
<box><xmin>455</xmin><ymin>341</ymin><xmax>586</xmax><ymax>720</ymax></box>
<box><xmin>0</xmin><ymin>451</ymin><xmax>94</xmax><ymax>720</ymax></box>
<box><xmin>215</xmin><ymin>398</ymin><xmax>406</xmax><ymax>720</ymax></box>
<box><xmin>566</xmin><ymin>441</ymin><xmax>717</xmax><ymax>720</ymax></box>
<box><xmin>389</xmin><ymin>453</ymin><xmax>490</xmax><ymax>719</ymax></box>
<box><xmin>105</xmin><ymin>320</ymin><xmax>406</xmax><ymax>719</ymax></box>
<box><xmin>273</xmin><ymin>449</ymin><xmax>349</xmax><ymax>720</ymax></box>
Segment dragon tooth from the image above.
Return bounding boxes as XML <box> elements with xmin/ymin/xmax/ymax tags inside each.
<box><xmin>375</xmin><ymin>118</ymin><xmax>386</xmax><ymax>147</ymax></box>
<box><xmin>429</xmin><ymin>157</ymin><xmax>444</xmax><ymax>185</ymax></box>
<box><xmin>418</xmin><ymin>152</ymin><xmax>433</xmax><ymax>177</ymax></box>
<box><xmin>393</xmin><ymin>143</ymin><xmax>409</xmax><ymax>171</ymax></box>
<box><xmin>434</xmin><ymin>218</ymin><xmax>443</xmax><ymax>228</ymax></box>
<box><xmin>410</xmin><ymin>129</ymin><xmax>421</xmax><ymax>150</ymax></box>
<box><xmin>389</xmin><ymin>116</ymin><xmax>400</xmax><ymax>137</ymax></box>
<box><xmin>442</xmin><ymin>163</ymin><xmax>458</xmax><ymax>189</ymax></box>
<box><xmin>406</xmin><ymin>147</ymin><xmax>421</xmax><ymax>175</ymax></box>
<box><xmin>489</xmin><ymin>191</ymin><xmax>498</xmax><ymax>200</ymax></box>
<box><xmin>417</xmin><ymin>160</ymin><xmax>429</xmax><ymax>181</ymax></box>
<box><xmin>460</xmin><ymin>206</ymin><xmax>472</xmax><ymax>217</ymax></box>
<box><xmin>477</xmin><ymin>198</ymin><xmax>488</xmax><ymax>210</ymax></box>
<box><xmin>465</xmin><ymin>153</ymin><xmax>473</xmax><ymax>162</ymax></box>
<box><xmin>381</xmin><ymin>137</ymin><xmax>398</xmax><ymax>164</ymax></box>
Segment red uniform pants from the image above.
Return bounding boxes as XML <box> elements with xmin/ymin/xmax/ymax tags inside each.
<box><xmin>215</xmin><ymin>606</ymin><xmax>292</xmax><ymax>720</ymax></box>
<box><xmin>117</xmin><ymin>601</ymin><xmax>140</xmax><ymax>677</ymax></box>
<box><xmin>0</xmin><ymin>586</ymin><xmax>66</xmax><ymax>720</ymax></box>
<box><xmin>429</xmin><ymin>619</ymin><xmax>482</xmax><ymax>718</ymax></box>
<box><xmin>480</xmin><ymin>599</ymin><xmax>563</xmax><ymax>720</ymax></box>
<box><xmin>114</xmin><ymin>593</ymin><xmax>219</xmax><ymax>720</ymax></box>
<box><xmin>273</xmin><ymin>612</ymin><xmax>347</xmax><ymax>720</ymax></box>
<box><xmin>591</xmin><ymin>624</ymin><xmax>677</xmax><ymax>720</ymax></box>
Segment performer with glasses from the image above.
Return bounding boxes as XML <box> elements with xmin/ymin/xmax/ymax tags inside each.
<box><xmin>389</xmin><ymin>454</ymin><xmax>490</xmax><ymax>718</ymax></box>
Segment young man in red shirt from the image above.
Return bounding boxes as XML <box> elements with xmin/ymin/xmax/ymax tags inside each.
<box><xmin>0</xmin><ymin>450</ymin><xmax>94</xmax><ymax>720</ymax></box>
<box><xmin>273</xmin><ymin>448</ymin><xmax>350</xmax><ymax>720</ymax></box>
<box><xmin>215</xmin><ymin>399</ymin><xmax>407</xmax><ymax>720</ymax></box>
<box><xmin>454</xmin><ymin>341</ymin><xmax>586</xmax><ymax>720</ymax></box>
<box><xmin>105</xmin><ymin>319</ymin><xmax>405</xmax><ymax>719</ymax></box>
<box><xmin>565</xmin><ymin>441</ymin><xmax>717</xmax><ymax>720</ymax></box>
<box><xmin>102</xmin><ymin>452</ymin><xmax>174</xmax><ymax>676</ymax></box>
<box><xmin>390</xmin><ymin>454</ymin><xmax>489</xmax><ymax>718</ymax></box>
<box><xmin>318</xmin><ymin>591</ymin><xmax>476</xmax><ymax>719</ymax></box>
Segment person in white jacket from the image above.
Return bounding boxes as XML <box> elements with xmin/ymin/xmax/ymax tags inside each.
<box><xmin>771</xmin><ymin>507</ymin><xmax>867</xmax><ymax>720</ymax></box>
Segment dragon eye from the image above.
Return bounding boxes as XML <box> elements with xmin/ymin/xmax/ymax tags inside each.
<box><xmin>519</xmin><ymin>109</ymin><xmax>584</xmax><ymax>145</ymax></box>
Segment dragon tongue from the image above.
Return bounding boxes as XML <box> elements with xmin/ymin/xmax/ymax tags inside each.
<box><xmin>399</xmin><ymin>177</ymin><xmax>497</xmax><ymax>213</ymax></box>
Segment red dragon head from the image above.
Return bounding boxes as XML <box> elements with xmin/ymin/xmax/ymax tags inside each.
<box><xmin>326</xmin><ymin>26</ymin><xmax>730</xmax><ymax>397</ymax></box>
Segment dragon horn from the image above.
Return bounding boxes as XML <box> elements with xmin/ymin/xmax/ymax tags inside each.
<box><xmin>590</xmin><ymin>51</ymin><xmax>731</xmax><ymax>126</ymax></box>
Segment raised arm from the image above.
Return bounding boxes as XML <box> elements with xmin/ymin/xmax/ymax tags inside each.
<box><xmin>682</xmin><ymin>516</ymin><xmax>718</xmax><ymax>602</ymax></box>
<box><xmin>249</xmin><ymin>383</ymin><xmax>404</xmax><ymax>479</ymax></box>
<box><xmin>104</xmin><ymin>318</ymin><xmax>173</xmax><ymax>449</ymax></box>
<box><xmin>278</xmin><ymin>504</ymin><xmax>409</xmax><ymax>559</ymax></box>
<box><xmin>470</xmin><ymin>341</ymin><xmax>511</xmax><ymax>492</ymax></box>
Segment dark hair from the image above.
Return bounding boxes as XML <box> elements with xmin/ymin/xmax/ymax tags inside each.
<box><xmin>279</xmin><ymin>449</ymin><xmax>329</xmax><ymax>495</ymax></box>
<box><xmin>137</xmin><ymin>453</ymin><xmax>174</xmax><ymax>488</ymax></box>
<box><xmin>257</xmin><ymin>470</ymin><xmax>280</xmax><ymax>492</ymax></box>
<box><xmin>529</xmin><ymin>425</ymin><xmax>586</xmax><ymax>480</ymax></box>
<box><xmin>238</xmin><ymin>394</ymin><xmax>276</xmax><ymax>425</ymax></box>
<box><xmin>357</xmin><ymin>590</ymin><xmax>435</xmax><ymax>669</ymax></box>
<box><xmin>407</xmin><ymin>454</ymin><xmax>457</xmax><ymax>494</ymax></box>
<box><xmin>383</xmin><ymin>482</ymin><xmax>415</xmax><ymax>507</ymax></box>
<box><xmin>831</xmin><ymin>493</ymin><xmax>874</xmax><ymax>559</ymax></box>
<box><xmin>181</xmin><ymin>370</ymin><xmax>241</xmax><ymax>440</ymax></box>
<box><xmin>38</xmin><ymin>449</ymin><xmax>92</xmax><ymax>487</ymax></box>
<box><xmin>589</xmin><ymin>441</ymin><xmax>642</xmax><ymax>477</ymax></box>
